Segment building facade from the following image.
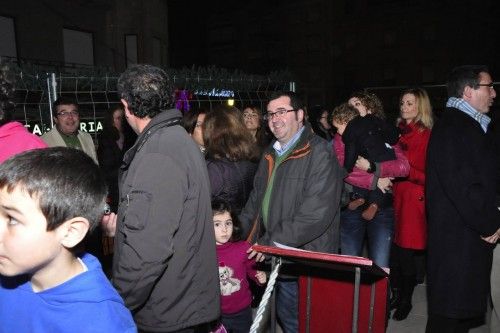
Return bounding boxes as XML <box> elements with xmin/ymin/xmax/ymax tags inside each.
<box><xmin>0</xmin><ymin>0</ymin><xmax>169</xmax><ymax>71</ymax></box>
<box><xmin>169</xmin><ymin>0</ymin><xmax>500</xmax><ymax>109</ymax></box>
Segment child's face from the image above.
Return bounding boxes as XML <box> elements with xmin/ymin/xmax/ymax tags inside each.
<box><xmin>213</xmin><ymin>211</ymin><xmax>233</xmax><ymax>245</ymax></box>
<box><xmin>332</xmin><ymin>120</ymin><xmax>347</xmax><ymax>135</ymax></box>
<box><xmin>348</xmin><ymin>97</ymin><xmax>369</xmax><ymax>116</ymax></box>
<box><xmin>0</xmin><ymin>186</ymin><xmax>62</xmax><ymax>277</ymax></box>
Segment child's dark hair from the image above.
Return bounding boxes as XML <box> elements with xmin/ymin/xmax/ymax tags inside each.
<box><xmin>0</xmin><ymin>147</ymin><xmax>107</xmax><ymax>232</ymax></box>
<box><xmin>211</xmin><ymin>199</ymin><xmax>242</xmax><ymax>242</ymax></box>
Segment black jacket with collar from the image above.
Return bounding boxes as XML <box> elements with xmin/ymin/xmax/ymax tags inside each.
<box><xmin>112</xmin><ymin>109</ymin><xmax>220</xmax><ymax>331</ymax></box>
<box><xmin>426</xmin><ymin>107</ymin><xmax>500</xmax><ymax>318</ymax></box>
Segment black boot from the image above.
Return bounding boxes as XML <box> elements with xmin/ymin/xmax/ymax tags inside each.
<box><xmin>392</xmin><ymin>276</ymin><xmax>415</xmax><ymax>321</ymax></box>
<box><xmin>389</xmin><ymin>287</ymin><xmax>401</xmax><ymax>310</ymax></box>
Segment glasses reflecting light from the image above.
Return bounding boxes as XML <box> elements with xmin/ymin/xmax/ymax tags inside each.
<box><xmin>57</xmin><ymin>111</ymin><xmax>79</xmax><ymax>118</ymax></box>
<box><xmin>264</xmin><ymin>108</ymin><xmax>297</xmax><ymax>121</ymax></box>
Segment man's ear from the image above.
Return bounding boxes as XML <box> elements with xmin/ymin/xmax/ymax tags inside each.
<box><xmin>463</xmin><ymin>85</ymin><xmax>474</xmax><ymax>100</ymax></box>
<box><xmin>297</xmin><ymin>108</ymin><xmax>305</xmax><ymax>123</ymax></box>
<box><xmin>58</xmin><ymin>217</ymin><xmax>90</xmax><ymax>249</ymax></box>
<box><xmin>121</xmin><ymin>99</ymin><xmax>131</xmax><ymax>117</ymax></box>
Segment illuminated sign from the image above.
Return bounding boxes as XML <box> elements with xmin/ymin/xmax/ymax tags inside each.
<box><xmin>24</xmin><ymin>120</ymin><xmax>104</xmax><ymax>136</ymax></box>
<box><xmin>194</xmin><ymin>88</ymin><xmax>234</xmax><ymax>98</ymax></box>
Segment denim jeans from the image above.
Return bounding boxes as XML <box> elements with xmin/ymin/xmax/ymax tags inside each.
<box><xmin>340</xmin><ymin>206</ymin><xmax>394</xmax><ymax>268</ymax></box>
<box><xmin>276</xmin><ymin>279</ymin><xmax>298</xmax><ymax>333</ymax></box>
<box><xmin>221</xmin><ymin>306</ymin><xmax>252</xmax><ymax>333</ymax></box>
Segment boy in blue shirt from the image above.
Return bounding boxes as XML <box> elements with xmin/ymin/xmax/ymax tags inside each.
<box><xmin>0</xmin><ymin>147</ymin><xmax>136</xmax><ymax>333</ymax></box>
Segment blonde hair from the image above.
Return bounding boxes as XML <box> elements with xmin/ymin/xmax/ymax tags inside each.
<box><xmin>398</xmin><ymin>88</ymin><xmax>434</xmax><ymax>130</ymax></box>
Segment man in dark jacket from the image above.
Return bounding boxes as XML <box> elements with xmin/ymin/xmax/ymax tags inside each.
<box><xmin>101</xmin><ymin>65</ymin><xmax>219</xmax><ymax>332</ymax></box>
<box><xmin>426</xmin><ymin>65</ymin><xmax>500</xmax><ymax>332</ymax></box>
<box><xmin>241</xmin><ymin>91</ymin><xmax>343</xmax><ymax>332</ymax></box>
<box><xmin>489</xmin><ymin>104</ymin><xmax>500</xmax><ymax>332</ymax></box>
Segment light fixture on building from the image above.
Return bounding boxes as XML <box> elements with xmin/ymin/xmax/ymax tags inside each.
<box><xmin>227</xmin><ymin>99</ymin><xmax>235</xmax><ymax>106</ymax></box>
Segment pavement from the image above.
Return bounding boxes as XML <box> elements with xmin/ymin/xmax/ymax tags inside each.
<box><xmin>387</xmin><ymin>283</ymin><xmax>489</xmax><ymax>333</ymax></box>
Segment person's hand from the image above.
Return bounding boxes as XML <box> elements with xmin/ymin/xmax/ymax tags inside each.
<box><xmin>247</xmin><ymin>243</ymin><xmax>265</xmax><ymax>262</ymax></box>
<box><xmin>481</xmin><ymin>227</ymin><xmax>500</xmax><ymax>244</ymax></box>
<box><xmin>355</xmin><ymin>156</ymin><xmax>370</xmax><ymax>171</ymax></box>
<box><xmin>377</xmin><ymin>177</ymin><xmax>394</xmax><ymax>193</ymax></box>
<box><xmin>101</xmin><ymin>212</ymin><xmax>117</xmax><ymax>237</ymax></box>
<box><xmin>255</xmin><ymin>271</ymin><xmax>267</xmax><ymax>284</ymax></box>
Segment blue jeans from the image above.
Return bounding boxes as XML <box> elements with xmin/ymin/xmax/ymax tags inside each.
<box><xmin>276</xmin><ymin>279</ymin><xmax>298</xmax><ymax>333</ymax></box>
<box><xmin>340</xmin><ymin>206</ymin><xmax>394</xmax><ymax>268</ymax></box>
<box><xmin>221</xmin><ymin>306</ymin><xmax>252</xmax><ymax>333</ymax></box>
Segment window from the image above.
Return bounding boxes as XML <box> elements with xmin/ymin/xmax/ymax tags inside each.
<box><xmin>422</xmin><ymin>66</ymin><xmax>435</xmax><ymax>83</ymax></box>
<box><xmin>152</xmin><ymin>37</ymin><xmax>162</xmax><ymax>66</ymax></box>
<box><xmin>125</xmin><ymin>34</ymin><xmax>138</xmax><ymax>67</ymax></box>
<box><xmin>383</xmin><ymin>31</ymin><xmax>396</xmax><ymax>47</ymax></box>
<box><xmin>0</xmin><ymin>16</ymin><xmax>17</xmax><ymax>58</ymax></box>
<box><xmin>63</xmin><ymin>28</ymin><xmax>94</xmax><ymax>65</ymax></box>
<box><xmin>424</xmin><ymin>26</ymin><xmax>436</xmax><ymax>42</ymax></box>
<box><xmin>383</xmin><ymin>66</ymin><xmax>395</xmax><ymax>81</ymax></box>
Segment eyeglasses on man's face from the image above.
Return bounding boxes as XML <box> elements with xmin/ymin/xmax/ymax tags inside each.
<box><xmin>476</xmin><ymin>82</ymin><xmax>495</xmax><ymax>89</ymax></box>
<box><xmin>264</xmin><ymin>108</ymin><xmax>297</xmax><ymax>121</ymax></box>
<box><xmin>57</xmin><ymin>111</ymin><xmax>79</xmax><ymax>118</ymax></box>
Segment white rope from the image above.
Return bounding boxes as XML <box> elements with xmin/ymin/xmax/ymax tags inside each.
<box><xmin>249</xmin><ymin>258</ymin><xmax>282</xmax><ymax>333</ymax></box>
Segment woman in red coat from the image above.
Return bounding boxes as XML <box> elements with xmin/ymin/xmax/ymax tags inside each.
<box><xmin>390</xmin><ymin>87</ymin><xmax>434</xmax><ymax>321</ymax></box>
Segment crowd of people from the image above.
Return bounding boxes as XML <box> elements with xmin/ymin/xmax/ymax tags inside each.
<box><xmin>0</xmin><ymin>62</ymin><xmax>499</xmax><ymax>333</ymax></box>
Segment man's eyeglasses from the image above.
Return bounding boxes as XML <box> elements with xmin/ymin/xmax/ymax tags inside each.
<box><xmin>264</xmin><ymin>108</ymin><xmax>297</xmax><ymax>121</ymax></box>
<box><xmin>57</xmin><ymin>111</ymin><xmax>79</xmax><ymax>118</ymax></box>
<box><xmin>476</xmin><ymin>82</ymin><xmax>495</xmax><ymax>89</ymax></box>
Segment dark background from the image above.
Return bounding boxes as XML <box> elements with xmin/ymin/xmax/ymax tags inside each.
<box><xmin>168</xmin><ymin>0</ymin><xmax>500</xmax><ymax>116</ymax></box>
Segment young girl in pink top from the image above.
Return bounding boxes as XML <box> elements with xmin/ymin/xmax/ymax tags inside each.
<box><xmin>213</xmin><ymin>200</ymin><xmax>266</xmax><ymax>333</ymax></box>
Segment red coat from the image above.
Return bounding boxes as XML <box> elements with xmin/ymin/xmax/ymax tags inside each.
<box><xmin>393</xmin><ymin>121</ymin><xmax>431</xmax><ymax>249</ymax></box>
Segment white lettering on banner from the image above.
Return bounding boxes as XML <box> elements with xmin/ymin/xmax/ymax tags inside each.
<box><xmin>24</xmin><ymin>121</ymin><xmax>103</xmax><ymax>136</ymax></box>
<box><xmin>96</xmin><ymin>122</ymin><xmax>103</xmax><ymax>131</ymax></box>
<box><xmin>32</xmin><ymin>124</ymin><xmax>43</xmax><ymax>136</ymax></box>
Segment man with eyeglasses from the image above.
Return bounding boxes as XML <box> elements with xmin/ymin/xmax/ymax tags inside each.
<box><xmin>240</xmin><ymin>91</ymin><xmax>343</xmax><ymax>332</ymax></box>
<box><xmin>426</xmin><ymin>65</ymin><xmax>500</xmax><ymax>332</ymax></box>
<box><xmin>42</xmin><ymin>97</ymin><xmax>98</xmax><ymax>164</ymax></box>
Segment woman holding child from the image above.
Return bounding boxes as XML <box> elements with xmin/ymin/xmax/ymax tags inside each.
<box><xmin>332</xmin><ymin>92</ymin><xmax>409</xmax><ymax>268</ymax></box>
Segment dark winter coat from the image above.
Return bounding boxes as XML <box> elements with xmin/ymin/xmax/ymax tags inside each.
<box><xmin>239</xmin><ymin>124</ymin><xmax>343</xmax><ymax>253</ymax></box>
<box><xmin>342</xmin><ymin>114</ymin><xmax>399</xmax><ymax>172</ymax></box>
<box><xmin>112</xmin><ymin>109</ymin><xmax>220</xmax><ymax>331</ymax></box>
<box><xmin>97</xmin><ymin>131</ymin><xmax>127</xmax><ymax>211</ymax></box>
<box><xmin>206</xmin><ymin>158</ymin><xmax>258</xmax><ymax>214</ymax></box>
<box><xmin>426</xmin><ymin>107</ymin><xmax>500</xmax><ymax>319</ymax></box>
